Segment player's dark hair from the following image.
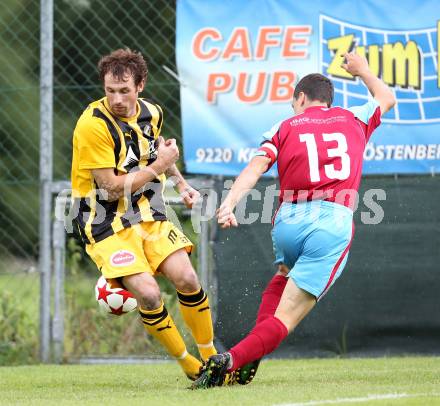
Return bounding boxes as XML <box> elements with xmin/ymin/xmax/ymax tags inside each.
<box><xmin>293</xmin><ymin>73</ymin><xmax>334</xmax><ymax>107</ymax></box>
<box><xmin>98</xmin><ymin>48</ymin><xmax>148</xmax><ymax>87</ymax></box>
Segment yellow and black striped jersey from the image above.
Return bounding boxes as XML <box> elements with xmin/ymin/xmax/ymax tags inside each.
<box><xmin>71</xmin><ymin>97</ymin><xmax>167</xmax><ymax>245</ymax></box>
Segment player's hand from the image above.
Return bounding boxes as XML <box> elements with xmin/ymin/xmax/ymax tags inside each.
<box><xmin>164</xmin><ymin>138</ymin><xmax>175</xmax><ymax>147</ymax></box>
<box><xmin>178</xmin><ymin>183</ymin><xmax>200</xmax><ymax>209</ymax></box>
<box><xmin>341</xmin><ymin>52</ymin><xmax>370</xmax><ymax>77</ymax></box>
<box><xmin>156</xmin><ymin>136</ymin><xmax>179</xmax><ymax>171</ymax></box>
<box><xmin>217</xmin><ymin>203</ymin><xmax>238</xmax><ymax>229</ymax></box>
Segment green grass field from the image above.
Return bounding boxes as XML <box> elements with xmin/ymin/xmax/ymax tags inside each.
<box><xmin>1</xmin><ymin>357</ymin><xmax>439</xmax><ymax>405</ymax></box>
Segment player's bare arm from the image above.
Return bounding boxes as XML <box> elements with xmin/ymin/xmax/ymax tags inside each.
<box><xmin>217</xmin><ymin>155</ymin><xmax>271</xmax><ymax>228</ymax></box>
<box><xmin>165</xmin><ymin>162</ymin><xmax>200</xmax><ymax>209</ymax></box>
<box><xmin>341</xmin><ymin>52</ymin><xmax>396</xmax><ymax>115</ymax></box>
<box><xmin>92</xmin><ymin>137</ymin><xmax>179</xmax><ymax>201</ymax></box>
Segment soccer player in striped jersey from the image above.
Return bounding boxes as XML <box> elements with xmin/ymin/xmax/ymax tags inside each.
<box><xmin>192</xmin><ymin>52</ymin><xmax>396</xmax><ymax>388</ymax></box>
<box><xmin>71</xmin><ymin>48</ymin><xmax>216</xmax><ymax>380</ymax></box>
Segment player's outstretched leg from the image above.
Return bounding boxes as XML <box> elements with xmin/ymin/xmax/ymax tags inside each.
<box><xmin>190</xmin><ymin>273</ymin><xmax>288</xmax><ymax>389</ymax></box>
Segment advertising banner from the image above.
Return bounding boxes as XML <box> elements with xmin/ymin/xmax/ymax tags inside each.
<box><xmin>176</xmin><ymin>0</ymin><xmax>440</xmax><ymax>175</ymax></box>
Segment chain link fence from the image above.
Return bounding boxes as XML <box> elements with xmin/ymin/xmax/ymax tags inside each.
<box><xmin>0</xmin><ymin>0</ymin><xmax>191</xmax><ymax>364</ymax></box>
<box><xmin>0</xmin><ymin>0</ymin><xmax>40</xmax><ymax>364</ymax></box>
<box><xmin>53</xmin><ymin>0</ymin><xmax>181</xmax><ymax>180</ymax></box>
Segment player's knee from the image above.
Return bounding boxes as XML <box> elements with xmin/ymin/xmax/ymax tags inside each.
<box><xmin>137</xmin><ymin>285</ymin><xmax>162</xmax><ymax>310</ymax></box>
<box><xmin>174</xmin><ymin>267</ymin><xmax>200</xmax><ymax>292</ymax></box>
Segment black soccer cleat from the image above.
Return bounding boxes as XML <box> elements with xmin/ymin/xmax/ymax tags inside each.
<box><xmin>234</xmin><ymin>359</ymin><xmax>261</xmax><ymax>385</ymax></box>
<box><xmin>190</xmin><ymin>353</ymin><xmax>231</xmax><ymax>389</ymax></box>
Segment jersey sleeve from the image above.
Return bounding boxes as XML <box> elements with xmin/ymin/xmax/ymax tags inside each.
<box><xmin>252</xmin><ymin>121</ymin><xmax>282</xmax><ymax>169</ymax></box>
<box><xmin>75</xmin><ymin>117</ymin><xmax>116</xmax><ymax>170</ymax></box>
<box><xmin>348</xmin><ymin>99</ymin><xmax>381</xmax><ymax>141</ymax></box>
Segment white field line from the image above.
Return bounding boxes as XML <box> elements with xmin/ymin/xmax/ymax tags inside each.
<box><xmin>275</xmin><ymin>392</ymin><xmax>439</xmax><ymax>406</ymax></box>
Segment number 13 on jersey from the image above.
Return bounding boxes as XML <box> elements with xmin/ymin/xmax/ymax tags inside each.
<box><xmin>299</xmin><ymin>132</ymin><xmax>351</xmax><ymax>182</ymax></box>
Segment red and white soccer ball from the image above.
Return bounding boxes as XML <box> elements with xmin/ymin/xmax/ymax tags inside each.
<box><xmin>95</xmin><ymin>276</ymin><xmax>138</xmax><ymax>316</ymax></box>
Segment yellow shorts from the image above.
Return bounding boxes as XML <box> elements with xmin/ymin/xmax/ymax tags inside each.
<box><xmin>85</xmin><ymin>221</ymin><xmax>193</xmax><ymax>279</ymax></box>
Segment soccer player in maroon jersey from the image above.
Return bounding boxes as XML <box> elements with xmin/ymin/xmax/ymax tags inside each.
<box><xmin>191</xmin><ymin>52</ymin><xmax>396</xmax><ymax>388</ymax></box>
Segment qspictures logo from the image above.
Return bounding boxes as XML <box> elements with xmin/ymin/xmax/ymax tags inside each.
<box><xmin>320</xmin><ymin>16</ymin><xmax>440</xmax><ymax>124</ymax></box>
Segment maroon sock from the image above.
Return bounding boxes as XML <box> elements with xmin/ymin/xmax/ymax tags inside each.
<box><xmin>229</xmin><ymin>316</ymin><xmax>288</xmax><ymax>370</ymax></box>
<box><xmin>256</xmin><ymin>275</ymin><xmax>288</xmax><ymax>324</ymax></box>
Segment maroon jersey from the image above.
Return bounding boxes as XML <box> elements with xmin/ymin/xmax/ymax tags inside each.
<box><xmin>256</xmin><ymin>100</ymin><xmax>381</xmax><ymax>209</ymax></box>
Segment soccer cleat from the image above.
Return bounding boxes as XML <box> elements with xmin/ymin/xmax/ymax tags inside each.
<box><xmin>190</xmin><ymin>353</ymin><xmax>231</xmax><ymax>389</ymax></box>
<box><xmin>234</xmin><ymin>359</ymin><xmax>261</xmax><ymax>385</ymax></box>
<box><xmin>223</xmin><ymin>371</ymin><xmax>237</xmax><ymax>386</ymax></box>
